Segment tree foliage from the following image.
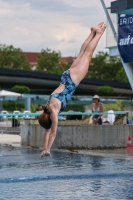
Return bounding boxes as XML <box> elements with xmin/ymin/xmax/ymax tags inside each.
<box><xmin>88</xmin><ymin>52</ymin><xmax>128</xmax><ymax>82</ymax></box>
<box><xmin>37</xmin><ymin>48</ymin><xmax>69</xmax><ymax>74</ymax></box>
<box><xmin>12</xmin><ymin>85</ymin><xmax>30</xmax><ymax>94</ymax></box>
<box><xmin>0</xmin><ymin>43</ymin><xmax>129</xmax><ymax>83</ymax></box>
<box><xmin>103</xmin><ymin>100</ymin><xmax>124</xmax><ymax>111</ymax></box>
<box><xmin>2</xmin><ymin>100</ymin><xmax>24</xmax><ymax>112</ymax></box>
<box><xmin>0</xmin><ymin>44</ymin><xmax>30</xmax><ymax>70</ymax></box>
<box><xmin>97</xmin><ymin>85</ymin><xmax>114</xmax><ymax>96</ymax></box>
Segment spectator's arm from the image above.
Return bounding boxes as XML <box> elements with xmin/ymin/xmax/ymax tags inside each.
<box><xmin>98</xmin><ymin>103</ymin><xmax>104</xmax><ymax>119</ymax></box>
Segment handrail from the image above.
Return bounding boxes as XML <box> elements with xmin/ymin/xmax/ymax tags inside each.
<box><xmin>0</xmin><ymin>111</ymin><xmax>128</xmax><ymax>117</ymax></box>
<box><xmin>0</xmin><ymin>113</ymin><xmax>40</xmax><ymax>117</ymax></box>
<box><xmin>59</xmin><ymin>111</ymin><xmax>127</xmax><ymax>116</ymax></box>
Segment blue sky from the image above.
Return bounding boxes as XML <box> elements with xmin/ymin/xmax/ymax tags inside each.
<box><xmin>0</xmin><ymin>0</ymin><xmax>111</xmax><ymax>57</ymax></box>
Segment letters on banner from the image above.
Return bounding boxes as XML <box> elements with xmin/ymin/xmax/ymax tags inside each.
<box><xmin>118</xmin><ymin>14</ymin><xmax>133</xmax><ymax>63</ymax></box>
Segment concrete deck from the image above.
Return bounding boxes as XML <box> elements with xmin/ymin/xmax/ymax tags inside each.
<box><xmin>0</xmin><ymin>133</ymin><xmax>133</xmax><ymax>159</ymax></box>
<box><xmin>0</xmin><ymin>133</ymin><xmax>21</xmax><ymax>147</ymax></box>
<box><xmin>54</xmin><ymin>149</ymin><xmax>133</xmax><ymax>159</ymax></box>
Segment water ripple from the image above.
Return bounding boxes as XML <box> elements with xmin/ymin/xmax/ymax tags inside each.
<box><xmin>1</xmin><ymin>172</ymin><xmax>133</xmax><ymax>183</ymax></box>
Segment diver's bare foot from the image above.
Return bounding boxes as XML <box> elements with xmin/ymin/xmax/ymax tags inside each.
<box><xmin>91</xmin><ymin>22</ymin><xmax>104</xmax><ymax>33</ymax></box>
<box><xmin>96</xmin><ymin>23</ymin><xmax>106</xmax><ymax>34</ymax></box>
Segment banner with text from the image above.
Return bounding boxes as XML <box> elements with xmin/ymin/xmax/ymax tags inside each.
<box><xmin>118</xmin><ymin>14</ymin><xmax>133</xmax><ymax>63</ymax></box>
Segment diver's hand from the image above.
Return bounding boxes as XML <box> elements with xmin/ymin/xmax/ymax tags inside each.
<box><xmin>41</xmin><ymin>150</ymin><xmax>51</xmax><ymax>157</ymax></box>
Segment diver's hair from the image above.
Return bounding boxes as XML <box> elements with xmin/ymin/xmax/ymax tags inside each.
<box><xmin>38</xmin><ymin>105</ymin><xmax>52</xmax><ymax>129</ymax></box>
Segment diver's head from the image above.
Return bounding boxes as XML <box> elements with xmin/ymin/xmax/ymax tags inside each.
<box><xmin>38</xmin><ymin>105</ymin><xmax>52</xmax><ymax>129</ymax></box>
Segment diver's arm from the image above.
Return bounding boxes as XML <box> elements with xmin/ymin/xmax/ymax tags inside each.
<box><xmin>46</xmin><ymin>110</ymin><xmax>58</xmax><ymax>153</ymax></box>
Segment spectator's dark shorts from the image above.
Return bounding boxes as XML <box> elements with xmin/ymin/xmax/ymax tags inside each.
<box><xmin>92</xmin><ymin>115</ymin><xmax>102</xmax><ymax>125</ymax></box>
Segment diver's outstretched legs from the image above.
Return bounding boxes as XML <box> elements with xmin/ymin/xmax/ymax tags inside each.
<box><xmin>69</xmin><ymin>22</ymin><xmax>106</xmax><ymax>85</ymax></box>
<box><xmin>70</xmin><ymin>22</ymin><xmax>104</xmax><ymax>69</ymax></box>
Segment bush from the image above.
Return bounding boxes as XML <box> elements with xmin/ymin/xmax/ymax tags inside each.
<box><xmin>3</xmin><ymin>102</ymin><xmax>40</xmax><ymax>113</ymax></box>
<box><xmin>2</xmin><ymin>100</ymin><xmax>24</xmax><ymax>112</ymax></box>
<box><xmin>12</xmin><ymin>85</ymin><xmax>30</xmax><ymax>94</ymax></box>
<box><xmin>15</xmin><ymin>103</ymin><xmax>24</xmax><ymax>112</ymax></box>
<box><xmin>2</xmin><ymin>100</ymin><xmax>16</xmax><ymax>111</ymax></box>
<box><xmin>116</xmin><ymin>100</ymin><xmax>123</xmax><ymax>110</ymax></box>
<box><xmin>30</xmin><ymin>104</ymin><xmax>85</xmax><ymax>113</ymax></box>
<box><xmin>97</xmin><ymin>85</ymin><xmax>114</xmax><ymax>96</ymax></box>
<box><xmin>64</xmin><ymin>105</ymin><xmax>84</xmax><ymax>112</ymax></box>
<box><xmin>103</xmin><ymin>100</ymin><xmax>124</xmax><ymax>111</ymax></box>
<box><xmin>30</xmin><ymin>104</ymin><xmax>38</xmax><ymax>112</ymax></box>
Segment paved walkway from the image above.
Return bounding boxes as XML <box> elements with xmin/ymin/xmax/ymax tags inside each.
<box><xmin>54</xmin><ymin>148</ymin><xmax>133</xmax><ymax>159</ymax></box>
<box><xmin>0</xmin><ymin>133</ymin><xmax>21</xmax><ymax>147</ymax></box>
<box><xmin>0</xmin><ymin>134</ymin><xmax>133</xmax><ymax>158</ymax></box>
<box><xmin>79</xmin><ymin>149</ymin><xmax>133</xmax><ymax>158</ymax></box>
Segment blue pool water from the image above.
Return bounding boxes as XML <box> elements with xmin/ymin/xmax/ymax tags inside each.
<box><xmin>0</xmin><ymin>145</ymin><xmax>133</xmax><ymax>200</ymax></box>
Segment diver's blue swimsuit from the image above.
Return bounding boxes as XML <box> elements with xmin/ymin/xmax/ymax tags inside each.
<box><xmin>47</xmin><ymin>70</ymin><xmax>78</xmax><ymax>113</ymax></box>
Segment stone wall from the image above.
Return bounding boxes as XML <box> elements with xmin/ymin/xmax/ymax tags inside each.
<box><xmin>21</xmin><ymin>122</ymin><xmax>133</xmax><ymax>149</ymax></box>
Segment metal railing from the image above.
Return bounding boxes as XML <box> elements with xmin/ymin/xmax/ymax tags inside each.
<box><xmin>0</xmin><ymin>113</ymin><xmax>39</xmax><ymax>134</ymax></box>
<box><xmin>0</xmin><ymin>111</ymin><xmax>129</xmax><ymax>134</ymax></box>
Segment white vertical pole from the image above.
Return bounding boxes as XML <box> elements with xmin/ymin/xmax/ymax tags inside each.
<box><xmin>25</xmin><ymin>97</ymin><xmax>31</xmax><ymax>111</ymax></box>
<box><xmin>100</xmin><ymin>0</ymin><xmax>133</xmax><ymax>90</ymax></box>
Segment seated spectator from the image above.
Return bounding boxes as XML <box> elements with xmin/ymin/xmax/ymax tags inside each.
<box><xmin>92</xmin><ymin>95</ymin><xmax>104</xmax><ymax>125</ymax></box>
<box><xmin>36</xmin><ymin>105</ymin><xmax>43</xmax><ymax>112</ymax></box>
<box><xmin>107</xmin><ymin>110</ymin><xmax>115</xmax><ymax>124</ymax></box>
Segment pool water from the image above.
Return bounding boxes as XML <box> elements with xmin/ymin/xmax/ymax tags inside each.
<box><xmin>0</xmin><ymin>145</ymin><xmax>133</xmax><ymax>200</ymax></box>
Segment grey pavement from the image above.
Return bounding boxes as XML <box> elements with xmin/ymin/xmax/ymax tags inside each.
<box><xmin>0</xmin><ymin>134</ymin><xmax>133</xmax><ymax>159</ymax></box>
<box><xmin>0</xmin><ymin>133</ymin><xmax>21</xmax><ymax>147</ymax></box>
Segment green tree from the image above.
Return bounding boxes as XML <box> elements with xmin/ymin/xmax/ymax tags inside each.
<box><xmin>12</xmin><ymin>85</ymin><xmax>30</xmax><ymax>94</ymax></box>
<box><xmin>88</xmin><ymin>51</ymin><xmax>128</xmax><ymax>82</ymax></box>
<box><xmin>0</xmin><ymin>44</ymin><xmax>30</xmax><ymax>70</ymax></box>
<box><xmin>97</xmin><ymin>85</ymin><xmax>114</xmax><ymax>99</ymax></box>
<box><xmin>37</xmin><ymin>48</ymin><xmax>69</xmax><ymax>74</ymax></box>
<box><xmin>116</xmin><ymin>67</ymin><xmax>128</xmax><ymax>82</ymax></box>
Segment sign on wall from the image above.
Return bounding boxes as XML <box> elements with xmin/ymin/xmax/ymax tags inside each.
<box><xmin>118</xmin><ymin>14</ymin><xmax>133</xmax><ymax>63</ymax></box>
